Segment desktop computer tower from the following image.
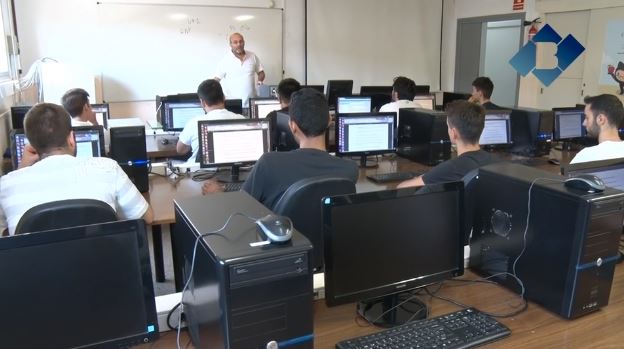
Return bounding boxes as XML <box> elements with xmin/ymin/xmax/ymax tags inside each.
<box><xmin>469</xmin><ymin>163</ymin><xmax>624</xmax><ymax>319</ymax></box>
<box><xmin>397</xmin><ymin>108</ymin><xmax>451</xmax><ymax>166</ymax></box>
<box><xmin>173</xmin><ymin>192</ymin><xmax>314</xmax><ymax>349</ymax></box>
<box><xmin>509</xmin><ymin>107</ymin><xmax>553</xmax><ymax>156</ymax></box>
<box><xmin>109</xmin><ymin>126</ymin><xmax>149</xmax><ymax>192</ymax></box>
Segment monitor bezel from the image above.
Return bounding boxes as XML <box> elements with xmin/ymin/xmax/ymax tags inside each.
<box><xmin>334</xmin><ymin>112</ymin><xmax>397</xmax><ymax>157</ymax></box>
<box><xmin>91</xmin><ymin>103</ymin><xmax>110</xmax><ymax>130</ymax></box>
<box><xmin>359</xmin><ymin>85</ymin><xmax>393</xmax><ymax>96</ymax></box>
<box><xmin>72</xmin><ymin>125</ymin><xmax>106</xmax><ymax>158</ymax></box>
<box><xmin>480</xmin><ymin>109</ymin><xmax>513</xmax><ymax>146</ymax></box>
<box><xmin>552</xmin><ymin>107</ymin><xmax>586</xmax><ymax>141</ymax></box>
<box><xmin>161</xmin><ymin>101</ymin><xmax>204</xmax><ymax>132</ymax></box>
<box><xmin>336</xmin><ymin>95</ymin><xmax>373</xmax><ymax>114</ymax></box>
<box><xmin>10</xmin><ymin>128</ymin><xmax>27</xmax><ymax>169</ymax></box>
<box><xmin>413</xmin><ymin>94</ymin><xmax>436</xmax><ymax>110</ymax></box>
<box><xmin>10</xmin><ymin>105</ymin><xmax>32</xmax><ymax>130</ymax></box>
<box><xmin>249</xmin><ymin>97</ymin><xmax>281</xmax><ymax>119</ymax></box>
<box><xmin>326</xmin><ymin>80</ymin><xmax>354</xmax><ymax>109</ymax></box>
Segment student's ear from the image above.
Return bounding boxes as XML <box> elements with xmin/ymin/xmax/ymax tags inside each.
<box><xmin>596</xmin><ymin>113</ymin><xmax>608</xmax><ymax>126</ymax></box>
<box><xmin>288</xmin><ymin>118</ymin><xmax>298</xmax><ymax>135</ymax></box>
<box><xmin>68</xmin><ymin>130</ymin><xmax>76</xmax><ymax>151</ymax></box>
<box><xmin>199</xmin><ymin>99</ymin><xmax>208</xmax><ymax>112</ymax></box>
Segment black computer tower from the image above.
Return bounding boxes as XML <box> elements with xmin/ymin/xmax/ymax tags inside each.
<box><xmin>509</xmin><ymin>107</ymin><xmax>553</xmax><ymax>156</ymax></box>
<box><xmin>173</xmin><ymin>192</ymin><xmax>314</xmax><ymax>349</ymax></box>
<box><xmin>469</xmin><ymin>163</ymin><xmax>624</xmax><ymax>319</ymax></box>
<box><xmin>109</xmin><ymin>126</ymin><xmax>149</xmax><ymax>192</ymax></box>
<box><xmin>397</xmin><ymin>108</ymin><xmax>451</xmax><ymax>166</ymax></box>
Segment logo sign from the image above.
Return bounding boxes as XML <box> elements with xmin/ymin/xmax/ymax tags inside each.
<box><xmin>509</xmin><ymin>24</ymin><xmax>585</xmax><ymax>86</ymax></box>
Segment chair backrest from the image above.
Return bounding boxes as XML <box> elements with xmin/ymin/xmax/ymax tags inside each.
<box><xmin>15</xmin><ymin>199</ymin><xmax>118</xmax><ymax>235</ymax></box>
<box><xmin>272</xmin><ymin>176</ymin><xmax>356</xmax><ymax>271</ymax></box>
<box><xmin>462</xmin><ymin>168</ymin><xmax>480</xmax><ymax>245</ymax></box>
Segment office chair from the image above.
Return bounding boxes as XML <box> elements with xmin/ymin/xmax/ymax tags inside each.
<box><xmin>462</xmin><ymin>168</ymin><xmax>480</xmax><ymax>246</ymax></box>
<box><xmin>272</xmin><ymin>176</ymin><xmax>356</xmax><ymax>271</ymax></box>
<box><xmin>15</xmin><ymin>199</ymin><xmax>118</xmax><ymax>235</ymax></box>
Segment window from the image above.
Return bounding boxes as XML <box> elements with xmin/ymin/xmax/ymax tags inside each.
<box><xmin>0</xmin><ymin>0</ymin><xmax>18</xmax><ymax>81</ymax></box>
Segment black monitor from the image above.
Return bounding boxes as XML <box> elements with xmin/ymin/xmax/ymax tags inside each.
<box><xmin>414</xmin><ymin>85</ymin><xmax>431</xmax><ymax>96</ymax></box>
<box><xmin>198</xmin><ymin>118</ymin><xmax>271</xmax><ymax>182</ymax></box>
<box><xmin>442</xmin><ymin>92</ymin><xmax>470</xmax><ymax>109</ymax></box>
<box><xmin>225</xmin><ymin>99</ymin><xmax>243</xmax><ymax>115</ymax></box>
<box><xmin>11</xmin><ymin>105</ymin><xmax>32</xmax><ymax>130</ymax></box>
<box><xmin>413</xmin><ymin>94</ymin><xmax>436</xmax><ymax>110</ymax></box>
<box><xmin>509</xmin><ymin>107</ymin><xmax>553</xmax><ymax>156</ymax></box>
<box><xmin>0</xmin><ymin>219</ymin><xmax>159</xmax><ymax>348</ymax></box>
<box><xmin>161</xmin><ymin>101</ymin><xmax>204</xmax><ymax>132</ymax></box>
<box><xmin>73</xmin><ymin>125</ymin><xmax>106</xmax><ymax>158</ymax></box>
<box><xmin>275</xmin><ymin>111</ymin><xmax>300</xmax><ymax>152</ymax></box>
<box><xmin>10</xmin><ymin>129</ymin><xmax>28</xmax><ymax>169</ymax></box>
<box><xmin>322</xmin><ymin>182</ymin><xmax>465</xmax><ymax>326</ymax></box>
<box><xmin>479</xmin><ymin>110</ymin><xmax>513</xmax><ymax>146</ymax></box>
<box><xmin>359</xmin><ymin>85</ymin><xmax>392</xmax><ymax>96</ymax></box>
<box><xmin>553</xmin><ymin>107</ymin><xmax>586</xmax><ymax>140</ymax></box>
<box><xmin>326</xmin><ymin>80</ymin><xmax>353</xmax><ymax>109</ymax></box>
<box><xmin>156</xmin><ymin>93</ymin><xmax>198</xmax><ymax>125</ymax></box>
<box><xmin>249</xmin><ymin>97</ymin><xmax>281</xmax><ymax>119</ymax></box>
<box><xmin>335</xmin><ymin>112</ymin><xmax>397</xmax><ymax>168</ymax></box>
<box><xmin>561</xmin><ymin>157</ymin><xmax>624</xmax><ymax>191</ymax></box>
<box><xmin>302</xmin><ymin>85</ymin><xmax>324</xmax><ymax>93</ymax></box>
<box><xmin>398</xmin><ymin>108</ymin><xmax>449</xmax><ymax>146</ymax></box>
<box><xmin>336</xmin><ymin>96</ymin><xmax>372</xmax><ymax>114</ymax></box>
<box><xmin>91</xmin><ymin>103</ymin><xmax>110</xmax><ymax>129</ymax></box>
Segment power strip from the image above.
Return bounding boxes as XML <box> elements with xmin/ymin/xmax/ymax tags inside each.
<box><xmin>155</xmin><ymin>292</ymin><xmax>186</xmax><ymax>332</ymax></box>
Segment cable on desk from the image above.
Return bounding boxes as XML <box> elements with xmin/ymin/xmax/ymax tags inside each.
<box><xmin>353</xmin><ymin>292</ymin><xmax>429</xmax><ymax>328</ymax></box>
<box><xmin>191</xmin><ymin>169</ymin><xmax>217</xmax><ymax>181</ymax></box>
<box><xmin>167</xmin><ymin>301</ymin><xmax>182</xmax><ymax>331</ymax></box>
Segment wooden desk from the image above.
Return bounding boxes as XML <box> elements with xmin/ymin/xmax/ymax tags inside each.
<box><xmin>145</xmin><ymin>134</ymin><xmax>179</xmax><ymax>159</ymax></box>
<box><xmin>140</xmin><ymin>266</ymin><xmax>624</xmax><ymax>348</ymax></box>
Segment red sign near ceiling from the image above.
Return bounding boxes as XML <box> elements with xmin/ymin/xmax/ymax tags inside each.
<box><xmin>513</xmin><ymin>0</ymin><xmax>524</xmax><ymax>11</ymax></box>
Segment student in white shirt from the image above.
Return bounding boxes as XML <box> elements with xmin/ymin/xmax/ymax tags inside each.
<box><xmin>570</xmin><ymin>94</ymin><xmax>624</xmax><ymax>164</ymax></box>
<box><xmin>176</xmin><ymin>79</ymin><xmax>245</xmax><ymax>162</ymax></box>
<box><xmin>61</xmin><ymin>88</ymin><xmax>99</xmax><ymax>127</ymax></box>
<box><xmin>379</xmin><ymin>76</ymin><xmax>423</xmax><ymax>115</ymax></box>
<box><xmin>214</xmin><ymin>32</ymin><xmax>265</xmax><ymax>109</ymax></box>
<box><xmin>0</xmin><ymin>103</ymin><xmax>153</xmax><ymax>236</ymax></box>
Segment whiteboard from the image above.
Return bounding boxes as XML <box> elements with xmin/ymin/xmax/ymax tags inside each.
<box><xmin>96</xmin><ymin>3</ymin><xmax>283</xmax><ymax>102</ymax></box>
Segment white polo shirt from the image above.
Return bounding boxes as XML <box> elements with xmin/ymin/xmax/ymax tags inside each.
<box><xmin>178</xmin><ymin>108</ymin><xmax>245</xmax><ymax>162</ymax></box>
<box><xmin>215</xmin><ymin>50</ymin><xmax>264</xmax><ymax>108</ymax></box>
<box><xmin>71</xmin><ymin>118</ymin><xmax>93</xmax><ymax>127</ymax></box>
<box><xmin>0</xmin><ymin>155</ymin><xmax>149</xmax><ymax>235</ymax></box>
<box><xmin>379</xmin><ymin>99</ymin><xmax>424</xmax><ymax>115</ymax></box>
<box><xmin>570</xmin><ymin>141</ymin><xmax>624</xmax><ymax>164</ymax></box>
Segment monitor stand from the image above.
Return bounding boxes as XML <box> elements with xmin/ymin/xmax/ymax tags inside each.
<box><xmin>358</xmin><ymin>155</ymin><xmax>378</xmax><ymax>169</ymax></box>
<box><xmin>215</xmin><ymin>164</ymin><xmax>249</xmax><ymax>183</ymax></box>
<box><xmin>357</xmin><ymin>292</ymin><xmax>427</xmax><ymax>327</ymax></box>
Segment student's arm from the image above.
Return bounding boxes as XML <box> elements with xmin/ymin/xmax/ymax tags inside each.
<box><xmin>257</xmin><ymin>70</ymin><xmax>265</xmax><ymax>84</ymax></box>
<box><xmin>202</xmin><ymin>179</ymin><xmax>225</xmax><ymax>195</ymax></box>
<box><xmin>176</xmin><ymin>122</ymin><xmax>193</xmax><ymax>155</ymax></box>
<box><xmin>397</xmin><ymin>175</ymin><xmax>425</xmax><ymax>189</ymax></box>
<box><xmin>141</xmin><ymin>205</ymin><xmax>153</xmax><ymax>225</ymax></box>
<box><xmin>176</xmin><ymin>141</ymin><xmax>191</xmax><ymax>155</ymax></box>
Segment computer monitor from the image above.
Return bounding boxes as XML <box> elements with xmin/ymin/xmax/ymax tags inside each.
<box><xmin>414</xmin><ymin>85</ymin><xmax>431</xmax><ymax>96</ymax></box>
<box><xmin>91</xmin><ymin>103</ymin><xmax>110</xmax><ymax>129</ymax></box>
<box><xmin>553</xmin><ymin>107</ymin><xmax>586</xmax><ymax>140</ymax></box>
<box><xmin>479</xmin><ymin>110</ymin><xmax>513</xmax><ymax>146</ymax></box>
<box><xmin>161</xmin><ymin>101</ymin><xmax>204</xmax><ymax>132</ymax></box>
<box><xmin>561</xmin><ymin>157</ymin><xmax>624</xmax><ymax>191</ymax></box>
<box><xmin>336</xmin><ymin>96</ymin><xmax>372</xmax><ymax>114</ymax></box>
<box><xmin>359</xmin><ymin>86</ymin><xmax>392</xmax><ymax>96</ymax></box>
<box><xmin>225</xmin><ymin>99</ymin><xmax>243</xmax><ymax>115</ymax></box>
<box><xmin>198</xmin><ymin>118</ymin><xmax>271</xmax><ymax>182</ymax></box>
<box><xmin>0</xmin><ymin>219</ymin><xmax>159</xmax><ymax>348</ymax></box>
<box><xmin>73</xmin><ymin>125</ymin><xmax>106</xmax><ymax>158</ymax></box>
<box><xmin>322</xmin><ymin>182</ymin><xmax>465</xmax><ymax>326</ymax></box>
<box><xmin>509</xmin><ymin>107</ymin><xmax>553</xmax><ymax>156</ymax></box>
<box><xmin>10</xmin><ymin>129</ymin><xmax>28</xmax><ymax>169</ymax></box>
<box><xmin>301</xmin><ymin>85</ymin><xmax>324</xmax><ymax>93</ymax></box>
<box><xmin>275</xmin><ymin>111</ymin><xmax>300</xmax><ymax>152</ymax></box>
<box><xmin>442</xmin><ymin>92</ymin><xmax>471</xmax><ymax>109</ymax></box>
<box><xmin>326</xmin><ymin>80</ymin><xmax>353</xmax><ymax>109</ymax></box>
<box><xmin>249</xmin><ymin>97</ymin><xmax>281</xmax><ymax>119</ymax></box>
<box><xmin>335</xmin><ymin>112</ymin><xmax>397</xmax><ymax>168</ymax></box>
<box><xmin>413</xmin><ymin>94</ymin><xmax>436</xmax><ymax>110</ymax></box>
<box><xmin>11</xmin><ymin>105</ymin><xmax>32</xmax><ymax>130</ymax></box>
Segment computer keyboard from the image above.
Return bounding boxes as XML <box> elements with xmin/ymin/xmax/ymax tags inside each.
<box><xmin>223</xmin><ymin>182</ymin><xmax>243</xmax><ymax>192</ymax></box>
<box><xmin>367</xmin><ymin>171</ymin><xmax>423</xmax><ymax>183</ymax></box>
<box><xmin>336</xmin><ymin>308</ymin><xmax>510</xmax><ymax>349</ymax></box>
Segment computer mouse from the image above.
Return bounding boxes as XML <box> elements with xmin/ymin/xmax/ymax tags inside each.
<box><xmin>160</xmin><ymin>138</ymin><xmax>170</xmax><ymax>145</ymax></box>
<box><xmin>255</xmin><ymin>214</ymin><xmax>293</xmax><ymax>243</ymax></box>
<box><xmin>564</xmin><ymin>174</ymin><xmax>606</xmax><ymax>193</ymax></box>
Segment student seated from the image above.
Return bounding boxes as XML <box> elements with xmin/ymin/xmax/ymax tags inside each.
<box><xmin>398</xmin><ymin>100</ymin><xmax>500</xmax><ymax>188</ymax></box>
<box><xmin>469</xmin><ymin>76</ymin><xmax>503</xmax><ymax>110</ymax></box>
<box><xmin>202</xmin><ymin>88</ymin><xmax>359</xmax><ymax>210</ymax></box>
<box><xmin>61</xmin><ymin>88</ymin><xmax>99</xmax><ymax>126</ymax></box>
<box><xmin>267</xmin><ymin>78</ymin><xmax>301</xmax><ymax>150</ymax></box>
<box><xmin>176</xmin><ymin>79</ymin><xmax>245</xmax><ymax>162</ymax></box>
<box><xmin>0</xmin><ymin>103</ymin><xmax>153</xmax><ymax>236</ymax></box>
<box><xmin>379</xmin><ymin>76</ymin><xmax>423</xmax><ymax>114</ymax></box>
<box><xmin>570</xmin><ymin>94</ymin><xmax>624</xmax><ymax>164</ymax></box>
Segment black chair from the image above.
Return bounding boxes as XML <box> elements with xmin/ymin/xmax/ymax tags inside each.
<box><xmin>15</xmin><ymin>199</ymin><xmax>118</xmax><ymax>234</ymax></box>
<box><xmin>272</xmin><ymin>176</ymin><xmax>356</xmax><ymax>271</ymax></box>
<box><xmin>462</xmin><ymin>168</ymin><xmax>480</xmax><ymax>246</ymax></box>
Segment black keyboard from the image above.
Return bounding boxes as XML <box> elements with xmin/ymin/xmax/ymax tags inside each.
<box><xmin>367</xmin><ymin>171</ymin><xmax>422</xmax><ymax>183</ymax></box>
<box><xmin>336</xmin><ymin>308</ymin><xmax>510</xmax><ymax>349</ymax></box>
<box><xmin>223</xmin><ymin>182</ymin><xmax>243</xmax><ymax>192</ymax></box>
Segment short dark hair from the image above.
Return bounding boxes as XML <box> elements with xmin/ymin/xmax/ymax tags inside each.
<box><xmin>472</xmin><ymin>77</ymin><xmax>494</xmax><ymax>99</ymax></box>
<box><xmin>392</xmin><ymin>76</ymin><xmax>417</xmax><ymax>100</ymax></box>
<box><xmin>197</xmin><ymin>79</ymin><xmax>225</xmax><ymax>106</ymax></box>
<box><xmin>24</xmin><ymin>103</ymin><xmax>72</xmax><ymax>155</ymax></box>
<box><xmin>289</xmin><ymin>88</ymin><xmax>329</xmax><ymax>137</ymax></box>
<box><xmin>277</xmin><ymin>78</ymin><xmax>301</xmax><ymax>104</ymax></box>
<box><xmin>584</xmin><ymin>94</ymin><xmax>624</xmax><ymax>128</ymax></box>
<box><xmin>61</xmin><ymin>88</ymin><xmax>90</xmax><ymax>117</ymax></box>
<box><xmin>445</xmin><ymin>100</ymin><xmax>485</xmax><ymax>144</ymax></box>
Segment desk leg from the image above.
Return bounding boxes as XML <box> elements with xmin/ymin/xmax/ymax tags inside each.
<box><xmin>170</xmin><ymin>222</ymin><xmax>184</xmax><ymax>292</ymax></box>
<box><xmin>152</xmin><ymin>224</ymin><xmax>165</xmax><ymax>282</ymax></box>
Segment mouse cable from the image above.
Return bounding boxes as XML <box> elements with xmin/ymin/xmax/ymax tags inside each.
<box><xmin>176</xmin><ymin>212</ymin><xmax>258</xmax><ymax>349</ymax></box>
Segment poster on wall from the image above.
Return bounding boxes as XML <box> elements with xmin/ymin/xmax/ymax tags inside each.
<box><xmin>599</xmin><ymin>20</ymin><xmax>624</xmax><ymax>97</ymax></box>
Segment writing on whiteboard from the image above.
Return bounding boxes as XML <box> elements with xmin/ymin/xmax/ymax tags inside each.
<box><xmin>180</xmin><ymin>17</ymin><xmax>201</xmax><ymax>35</ymax></box>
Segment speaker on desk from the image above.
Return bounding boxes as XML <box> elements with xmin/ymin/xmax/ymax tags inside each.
<box><xmin>110</xmin><ymin>126</ymin><xmax>149</xmax><ymax>193</ymax></box>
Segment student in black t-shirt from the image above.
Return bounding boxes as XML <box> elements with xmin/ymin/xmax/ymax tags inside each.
<box><xmin>397</xmin><ymin>100</ymin><xmax>499</xmax><ymax>187</ymax></box>
<box><xmin>469</xmin><ymin>76</ymin><xmax>503</xmax><ymax>110</ymax></box>
<box><xmin>267</xmin><ymin>78</ymin><xmax>301</xmax><ymax>150</ymax></box>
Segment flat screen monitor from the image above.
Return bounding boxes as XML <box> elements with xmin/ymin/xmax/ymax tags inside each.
<box><xmin>413</xmin><ymin>94</ymin><xmax>436</xmax><ymax>110</ymax></box>
<box><xmin>10</xmin><ymin>129</ymin><xmax>28</xmax><ymax>169</ymax></box>
<box><xmin>0</xmin><ymin>219</ymin><xmax>159</xmax><ymax>348</ymax></box>
<box><xmin>162</xmin><ymin>101</ymin><xmax>204</xmax><ymax>132</ymax></box>
<box><xmin>414</xmin><ymin>85</ymin><xmax>431</xmax><ymax>96</ymax></box>
<box><xmin>335</xmin><ymin>112</ymin><xmax>396</xmax><ymax>168</ymax></box>
<box><xmin>302</xmin><ymin>85</ymin><xmax>325</xmax><ymax>93</ymax></box>
<box><xmin>198</xmin><ymin>118</ymin><xmax>271</xmax><ymax>182</ymax></box>
<box><xmin>479</xmin><ymin>110</ymin><xmax>513</xmax><ymax>146</ymax></box>
<box><xmin>398</xmin><ymin>108</ymin><xmax>449</xmax><ymax>146</ymax></box>
<box><xmin>91</xmin><ymin>103</ymin><xmax>110</xmax><ymax>129</ymax></box>
<box><xmin>156</xmin><ymin>93</ymin><xmax>198</xmax><ymax>125</ymax></box>
<box><xmin>249</xmin><ymin>97</ymin><xmax>281</xmax><ymax>119</ymax></box>
<box><xmin>73</xmin><ymin>125</ymin><xmax>106</xmax><ymax>158</ymax></box>
<box><xmin>509</xmin><ymin>107</ymin><xmax>553</xmax><ymax>156</ymax></box>
<box><xmin>442</xmin><ymin>92</ymin><xmax>470</xmax><ymax>109</ymax></box>
<box><xmin>561</xmin><ymin>157</ymin><xmax>624</xmax><ymax>191</ymax></box>
<box><xmin>359</xmin><ymin>86</ymin><xmax>392</xmax><ymax>96</ymax></box>
<box><xmin>336</xmin><ymin>96</ymin><xmax>372</xmax><ymax>114</ymax></box>
<box><xmin>11</xmin><ymin>105</ymin><xmax>32</xmax><ymax>130</ymax></box>
<box><xmin>225</xmin><ymin>99</ymin><xmax>243</xmax><ymax>115</ymax></box>
<box><xmin>323</xmin><ymin>182</ymin><xmax>465</xmax><ymax>326</ymax></box>
<box><xmin>275</xmin><ymin>111</ymin><xmax>299</xmax><ymax>152</ymax></box>
<box><xmin>553</xmin><ymin>107</ymin><xmax>586</xmax><ymax>140</ymax></box>
<box><xmin>326</xmin><ymin>80</ymin><xmax>353</xmax><ymax>109</ymax></box>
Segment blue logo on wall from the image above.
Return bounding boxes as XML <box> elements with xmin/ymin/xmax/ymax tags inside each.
<box><xmin>509</xmin><ymin>24</ymin><xmax>585</xmax><ymax>86</ymax></box>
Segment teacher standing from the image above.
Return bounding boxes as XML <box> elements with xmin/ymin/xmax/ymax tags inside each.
<box><xmin>215</xmin><ymin>32</ymin><xmax>265</xmax><ymax>112</ymax></box>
